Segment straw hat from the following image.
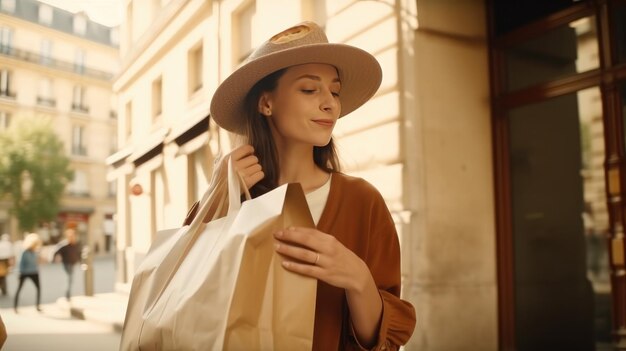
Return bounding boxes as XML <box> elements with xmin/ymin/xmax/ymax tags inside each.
<box><xmin>23</xmin><ymin>233</ymin><xmax>41</xmax><ymax>250</ymax></box>
<box><xmin>210</xmin><ymin>21</ymin><xmax>382</xmax><ymax>134</ymax></box>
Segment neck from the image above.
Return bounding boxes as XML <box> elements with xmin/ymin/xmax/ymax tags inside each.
<box><xmin>275</xmin><ymin>142</ymin><xmax>329</xmax><ymax>193</ymax></box>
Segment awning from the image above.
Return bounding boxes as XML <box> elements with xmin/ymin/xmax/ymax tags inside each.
<box><xmin>128</xmin><ymin>127</ymin><xmax>169</xmax><ymax>166</ymax></box>
<box><xmin>106</xmin><ymin>146</ymin><xmax>133</xmax><ymax>167</ymax></box>
<box><xmin>106</xmin><ymin>162</ymin><xmax>134</xmax><ymax>182</ymax></box>
<box><xmin>166</xmin><ymin>104</ymin><xmax>210</xmax><ymax>145</ymax></box>
<box><xmin>176</xmin><ymin>133</ymin><xmax>209</xmax><ymax>156</ymax></box>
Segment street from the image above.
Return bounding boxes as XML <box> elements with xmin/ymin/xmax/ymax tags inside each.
<box><xmin>0</xmin><ymin>254</ymin><xmax>121</xmax><ymax>350</ymax></box>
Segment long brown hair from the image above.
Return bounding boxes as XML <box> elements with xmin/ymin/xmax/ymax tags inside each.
<box><xmin>243</xmin><ymin>68</ymin><xmax>341</xmax><ymax>198</ymax></box>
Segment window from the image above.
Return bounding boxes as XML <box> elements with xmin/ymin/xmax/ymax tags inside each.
<box><xmin>0</xmin><ymin>111</ymin><xmax>10</xmax><ymax>130</ymax></box>
<box><xmin>235</xmin><ymin>1</ymin><xmax>256</xmax><ymax>64</ymax></box>
<box><xmin>152</xmin><ymin>77</ymin><xmax>162</xmax><ymax>120</ymax></box>
<box><xmin>0</xmin><ymin>26</ymin><xmax>12</xmax><ymax>54</ymax></box>
<box><xmin>74</xmin><ymin>49</ymin><xmax>85</xmax><ymax>74</ymax></box>
<box><xmin>125</xmin><ymin>101</ymin><xmax>132</xmax><ymax>141</ymax></box>
<box><xmin>0</xmin><ymin>69</ymin><xmax>14</xmax><ymax>98</ymax></box>
<box><xmin>72</xmin><ymin>85</ymin><xmax>88</xmax><ymax>113</ymax></box>
<box><xmin>73</xmin><ymin>14</ymin><xmax>86</xmax><ymax>35</ymax></box>
<box><xmin>504</xmin><ymin>16</ymin><xmax>599</xmax><ymax>92</ymax></box>
<box><xmin>40</xmin><ymin>39</ymin><xmax>52</xmax><ymax>66</ymax></box>
<box><xmin>38</xmin><ymin>4</ymin><xmax>53</xmax><ymax>25</ymax></box>
<box><xmin>1</xmin><ymin>0</ymin><xmax>15</xmax><ymax>13</ymax></box>
<box><xmin>188</xmin><ymin>43</ymin><xmax>203</xmax><ymax>96</ymax></box>
<box><xmin>489</xmin><ymin>2</ymin><xmax>626</xmax><ymax>349</ymax></box>
<box><xmin>71</xmin><ymin>125</ymin><xmax>87</xmax><ymax>156</ymax></box>
<box><xmin>69</xmin><ymin>170</ymin><xmax>89</xmax><ymax>196</ymax></box>
<box><xmin>37</xmin><ymin>78</ymin><xmax>55</xmax><ymax>106</ymax></box>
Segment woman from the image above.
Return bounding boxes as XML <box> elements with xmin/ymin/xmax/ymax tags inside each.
<box><xmin>14</xmin><ymin>233</ymin><xmax>42</xmax><ymax>313</ymax></box>
<box><xmin>194</xmin><ymin>21</ymin><xmax>416</xmax><ymax>350</ymax></box>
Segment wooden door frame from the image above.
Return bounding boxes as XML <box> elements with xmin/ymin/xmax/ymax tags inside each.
<box><xmin>487</xmin><ymin>0</ymin><xmax>626</xmax><ymax>349</ymax></box>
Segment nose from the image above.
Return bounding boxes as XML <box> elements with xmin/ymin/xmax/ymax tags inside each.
<box><xmin>320</xmin><ymin>89</ymin><xmax>340</xmax><ymax>114</ymax></box>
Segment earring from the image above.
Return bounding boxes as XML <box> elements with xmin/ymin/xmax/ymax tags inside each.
<box><xmin>266</xmin><ymin>109</ymin><xmax>272</xmax><ymax>116</ymax></box>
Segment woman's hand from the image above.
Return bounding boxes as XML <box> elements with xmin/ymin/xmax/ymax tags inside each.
<box><xmin>274</xmin><ymin>227</ymin><xmax>383</xmax><ymax>347</ymax></box>
<box><xmin>273</xmin><ymin>227</ymin><xmax>369</xmax><ymax>292</ymax></box>
<box><xmin>211</xmin><ymin>144</ymin><xmax>264</xmax><ymax>190</ymax></box>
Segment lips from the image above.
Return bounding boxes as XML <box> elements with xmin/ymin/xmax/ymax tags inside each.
<box><xmin>312</xmin><ymin>119</ymin><xmax>335</xmax><ymax>127</ymax></box>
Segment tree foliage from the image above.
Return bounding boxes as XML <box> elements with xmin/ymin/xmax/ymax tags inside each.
<box><xmin>0</xmin><ymin>118</ymin><xmax>72</xmax><ymax>232</ymax></box>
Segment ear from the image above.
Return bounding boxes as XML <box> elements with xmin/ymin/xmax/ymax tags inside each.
<box><xmin>257</xmin><ymin>93</ymin><xmax>273</xmax><ymax>116</ymax></box>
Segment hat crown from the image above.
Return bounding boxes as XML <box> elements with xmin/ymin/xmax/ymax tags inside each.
<box><xmin>245</xmin><ymin>22</ymin><xmax>328</xmax><ymax>63</ymax></box>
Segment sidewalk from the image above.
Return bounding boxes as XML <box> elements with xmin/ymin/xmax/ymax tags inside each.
<box><xmin>56</xmin><ymin>291</ymin><xmax>128</xmax><ymax>333</ymax></box>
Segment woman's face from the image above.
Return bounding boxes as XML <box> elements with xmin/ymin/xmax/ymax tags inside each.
<box><xmin>259</xmin><ymin>63</ymin><xmax>341</xmax><ymax>147</ymax></box>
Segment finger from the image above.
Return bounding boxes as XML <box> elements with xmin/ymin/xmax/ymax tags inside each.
<box><xmin>235</xmin><ymin>155</ymin><xmax>260</xmax><ymax>170</ymax></box>
<box><xmin>241</xmin><ymin>163</ymin><xmax>262</xmax><ymax>177</ymax></box>
<box><xmin>280</xmin><ymin>260</ymin><xmax>323</xmax><ymax>279</ymax></box>
<box><xmin>274</xmin><ymin>241</ymin><xmax>318</xmax><ymax>265</ymax></box>
<box><xmin>230</xmin><ymin>145</ymin><xmax>254</xmax><ymax>161</ymax></box>
<box><xmin>243</xmin><ymin>170</ymin><xmax>264</xmax><ymax>188</ymax></box>
<box><xmin>274</xmin><ymin>228</ymin><xmax>323</xmax><ymax>252</ymax></box>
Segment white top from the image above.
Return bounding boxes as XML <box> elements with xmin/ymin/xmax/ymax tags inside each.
<box><xmin>305</xmin><ymin>174</ymin><xmax>332</xmax><ymax>226</ymax></box>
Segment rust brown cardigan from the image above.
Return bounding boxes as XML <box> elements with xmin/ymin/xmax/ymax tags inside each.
<box><xmin>184</xmin><ymin>172</ymin><xmax>416</xmax><ymax>350</ymax></box>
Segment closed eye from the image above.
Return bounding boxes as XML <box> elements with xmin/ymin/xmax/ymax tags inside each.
<box><xmin>301</xmin><ymin>89</ymin><xmax>316</xmax><ymax>94</ymax></box>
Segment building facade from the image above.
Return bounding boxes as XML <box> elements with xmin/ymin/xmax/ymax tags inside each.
<box><xmin>109</xmin><ymin>0</ymin><xmax>626</xmax><ymax>350</ymax></box>
<box><xmin>0</xmin><ymin>0</ymin><xmax>119</xmax><ymax>254</ymax></box>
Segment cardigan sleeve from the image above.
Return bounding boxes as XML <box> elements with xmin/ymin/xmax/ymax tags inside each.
<box><xmin>347</xmin><ymin>185</ymin><xmax>416</xmax><ymax>350</ymax></box>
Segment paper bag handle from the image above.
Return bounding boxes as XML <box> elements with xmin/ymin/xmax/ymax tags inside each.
<box><xmin>189</xmin><ymin>157</ymin><xmax>251</xmax><ymax>232</ymax></box>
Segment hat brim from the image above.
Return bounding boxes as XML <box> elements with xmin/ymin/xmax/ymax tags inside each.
<box><xmin>210</xmin><ymin>43</ymin><xmax>382</xmax><ymax>134</ymax></box>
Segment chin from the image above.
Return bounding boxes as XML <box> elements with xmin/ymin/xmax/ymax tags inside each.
<box><xmin>312</xmin><ymin>137</ymin><xmax>332</xmax><ymax>147</ymax></box>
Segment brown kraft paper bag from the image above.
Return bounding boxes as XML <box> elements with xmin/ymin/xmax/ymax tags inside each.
<box><xmin>120</xmin><ymin>161</ymin><xmax>317</xmax><ymax>350</ymax></box>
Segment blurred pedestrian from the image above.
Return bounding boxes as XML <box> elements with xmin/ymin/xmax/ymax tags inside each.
<box><xmin>52</xmin><ymin>228</ymin><xmax>81</xmax><ymax>300</ymax></box>
<box><xmin>14</xmin><ymin>233</ymin><xmax>42</xmax><ymax>313</ymax></box>
<box><xmin>0</xmin><ymin>233</ymin><xmax>14</xmax><ymax>295</ymax></box>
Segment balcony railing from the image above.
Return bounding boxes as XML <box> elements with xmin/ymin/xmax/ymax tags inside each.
<box><xmin>67</xmin><ymin>190</ymin><xmax>90</xmax><ymax>198</ymax></box>
<box><xmin>0</xmin><ymin>45</ymin><xmax>113</xmax><ymax>81</ymax></box>
<box><xmin>71</xmin><ymin>103</ymin><xmax>89</xmax><ymax>114</ymax></box>
<box><xmin>71</xmin><ymin>145</ymin><xmax>88</xmax><ymax>156</ymax></box>
<box><xmin>36</xmin><ymin>96</ymin><xmax>56</xmax><ymax>107</ymax></box>
<box><xmin>0</xmin><ymin>90</ymin><xmax>16</xmax><ymax>99</ymax></box>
